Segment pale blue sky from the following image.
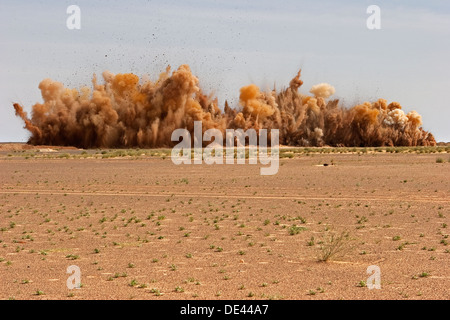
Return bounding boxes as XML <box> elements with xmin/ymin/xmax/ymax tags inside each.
<box><xmin>1</xmin><ymin>0</ymin><xmax>449</xmax><ymax>142</ymax></box>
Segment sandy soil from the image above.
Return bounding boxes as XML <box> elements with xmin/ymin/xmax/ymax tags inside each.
<box><xmin>0</xmin><ymin>145</ymin><xmax>449</xmax><ymax>300</ymax></box>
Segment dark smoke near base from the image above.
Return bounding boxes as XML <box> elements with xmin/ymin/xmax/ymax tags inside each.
<box><xmin>13</xmin><ymin>65</ymin><xmax>436</xmax><ymax>148</ymax></box>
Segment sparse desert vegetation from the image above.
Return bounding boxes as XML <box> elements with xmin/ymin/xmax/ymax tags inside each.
<box><xmin>0</xmin><ymin>144</ymin><xmax>448</xmax><ymax>299</ymax></box>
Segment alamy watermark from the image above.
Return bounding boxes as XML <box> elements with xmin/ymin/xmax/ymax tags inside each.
<box><xmin>366</xmin><ymin>5</ymin><xmax>381</xmax><ymax>30</ymax></box>
<box><xmin>366</xmin><ymin>265</ymin><xmax>381</xmax><ymax>289</ymax></box>
<box><xmin>171</xmin><ymin>121</ymin><xmax>279</xmax><ymax>175</ymax></box>
<box><xmin>66</xmin><ymin>5</ymin><xmax>81</xmax><ymax>30</ymax></box>
<box><xmin>66</xmin><ymin>265</ymin><xmax>81</xmax><ymax>289</ymax></box>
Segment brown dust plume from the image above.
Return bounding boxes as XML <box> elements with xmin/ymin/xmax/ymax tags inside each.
<box><xmin>13</xmin><ymin>64</ymin><xmax>436</xmax><ymax>148</ymax></box>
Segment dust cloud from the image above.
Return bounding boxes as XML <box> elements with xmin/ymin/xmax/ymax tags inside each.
<box><xmin>13</xmin><ymin>65</ymin><xmax>436</xmax><ymax>148</ymax></box>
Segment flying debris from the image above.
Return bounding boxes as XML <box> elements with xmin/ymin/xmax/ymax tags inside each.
<box><xmin>13</xmin><ymin>65</ymin><xmax>436</xmax><ymax>148</ymax></box>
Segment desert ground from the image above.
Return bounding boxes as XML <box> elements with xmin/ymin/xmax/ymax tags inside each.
<box><xmin>0</xmin><ymin>143</ymin><xmax>449</xmax><ymax>300</ymax></box>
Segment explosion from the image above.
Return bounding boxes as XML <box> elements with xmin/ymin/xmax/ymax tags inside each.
<box><xmin>13</xmin><ymin>65</ymin><xmax>436</xmax><ymax>148</ymax></box>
